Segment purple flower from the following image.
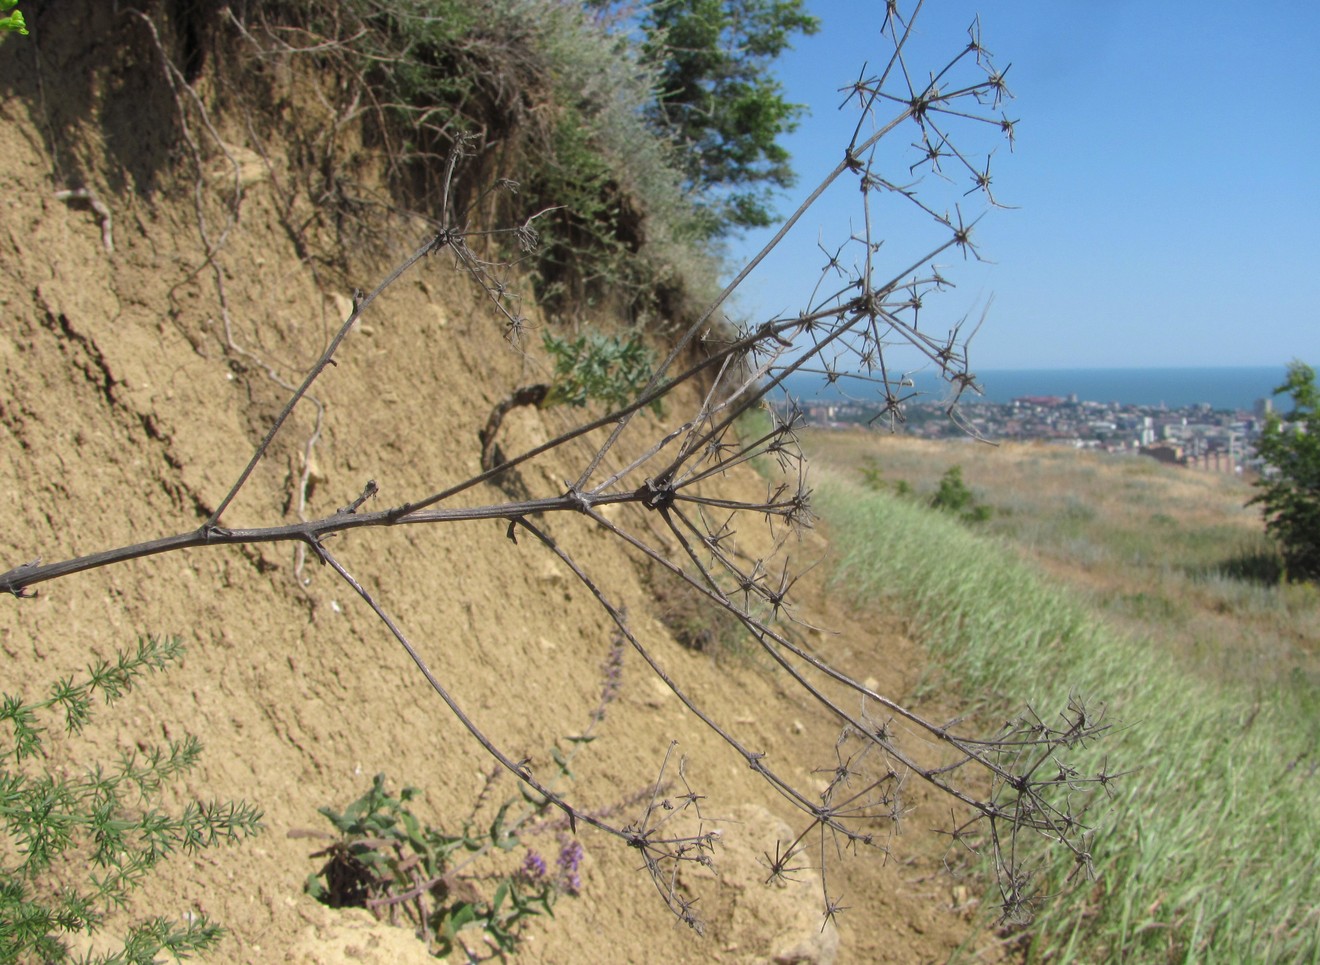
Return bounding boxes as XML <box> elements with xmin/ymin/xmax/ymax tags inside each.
<box><xmin>557</xmin><ymin>840</ymin><xmax>583</xmax><ymax>872</ymax></box>
<box><xmin>556</xmin><ymin>839</ymin><xmax>584</xmax><ymax>895</ymax></box>
<box><xmin>520</xmin><ymin>850</ymin><xmax>547</xmax><ymax>882</ymax></box>
<box><xmin>592</xmin><ymin>638</ymin><xmax>625</xmax><ymax>723</ymax></box>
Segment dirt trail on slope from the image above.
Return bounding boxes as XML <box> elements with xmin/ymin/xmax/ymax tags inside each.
<box><xmin>0</xmin><ymin>13</ymin><xmax>1007</xmax><ymax>964</ymax></box>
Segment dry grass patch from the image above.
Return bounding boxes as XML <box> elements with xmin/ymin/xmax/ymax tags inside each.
<box><xmin>803</xmin><ymin>430</ymin><xmax>1320</xmax><ymax>694</ymax></box>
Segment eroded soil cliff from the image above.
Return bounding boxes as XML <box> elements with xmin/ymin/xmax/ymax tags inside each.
<box><xmin>0</xmin><ymin>9</ymin><xmax>999</xmax><ymax>962</ymax></box>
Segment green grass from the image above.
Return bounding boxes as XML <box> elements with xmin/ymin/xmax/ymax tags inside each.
<box><xmin>815</xmin><ymin>472</ymin><xmax>1320</xmax><ymax>962</ymax></box>
<box><xmin>806</xmin><ymin>433</ymin><xmax>1320</xmax><ymax>695</ymax></box>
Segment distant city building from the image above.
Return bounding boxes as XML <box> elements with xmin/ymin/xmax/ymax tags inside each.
<box><xmin>1140</xmin><ymin>442</ymin><xmax>1184</xmax><ymax>465</ymax></box>
<box><xmin>1013</xmin><ymin>395</ymin><xmax>1067</xmax><ymax>407</ymax></box>
<box><xmin>776</xmin><ymin>385</ymin><xmax>1266</xmax><ymax>476</ymax></box>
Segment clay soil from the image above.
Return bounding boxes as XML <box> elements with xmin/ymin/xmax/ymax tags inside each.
<box><xmin>0</xmin><ymin>13</ymin><xmax>1009</xmax><ymax>964</ymax></box>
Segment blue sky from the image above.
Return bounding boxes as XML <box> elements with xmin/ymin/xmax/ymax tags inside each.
<box><xmin>724</xmin><ymin>1</ymin><xmax>1320</xmax><ymax>371</ymax></box>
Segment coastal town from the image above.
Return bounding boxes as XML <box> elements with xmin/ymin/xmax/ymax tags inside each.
<box><xmin>780</xmin><ymin>388</ymin><xmax>1277</xmax><ymax>475</ymax></box>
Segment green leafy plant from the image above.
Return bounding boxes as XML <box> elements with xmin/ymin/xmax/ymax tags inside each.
<box><xmin>0</xmin><ymin>0</ymin><xmax>26</xmax><ymax>35</ymax></box>
<box><xmin>479</xmin><ymin>329</ymin><xmax>659</xmax><ymax>472</ymax></box>
<box><xmin>304</xmin><ymin>638</ymin><xmax>623</xmax><ymax>957</ymax></box>
<box><xmin>1250</xmin><ymin>360</ymin><xmax>1320</xmax><ymax>581</ymax></box>
<box><xmin>858</xmin><ymin>456</ymin><xmax>914</xmax><ymax>499</ymax></box>
<box><xmin>0</xmin><ymin>635</ymin><xmax>262</xmax><ymax>963</ymax></box>
<box><xmin>541</xmin><ymin>330</ymin><xmax>658</xmax><ymax>412</ymax></box>
<box><xmin>858</xmin><ymin>456</ymin><xmax>884</xmax><ymax>491</ymax></box>
<box><xmin>930</xmin><ymin>464</ymin><xmax>992</xmax><ymax>524</ymax></box>
<box><xmin>305</xmin><ymin>773</ymin><xmax>582</xmax><ymax>958</ymax></box>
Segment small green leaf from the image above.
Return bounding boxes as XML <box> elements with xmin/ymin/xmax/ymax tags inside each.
<box><xmin>488</xmin><ymin>801</ymin><xmax>511</xmax><ymax>844</ymax></box>
<box><xmin>0</xmin><ymin>12</ymin><xmax>28</xmax><ymax>36</ymax></box>
<box><xmin>304</xmin><ymin>873</ymin><xmax>327</xmax><ymax>900</ymax></box>
<box><xmin>443</xmin><ymin>901</ymin><xmax>478</xmax><ymax>937</ymax></box>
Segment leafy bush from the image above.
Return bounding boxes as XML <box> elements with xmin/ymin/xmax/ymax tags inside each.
<box><xmin>0</xmin><ymin>636</ymin><xmax>262</xmax><ymax>963</ymax></box>
<box><xmin>858</xmin><ymin>457</ymin><xmax>915</xmax><ymax>499</ymax></box>
<box><xmin>304</xmin><ymin>636</ymin><xmax>626</xmax><ymax>957</ymax></box>
<box><xmin>1250</xmin><ymin>360</ymin><xmax>1320</xmax><ymax>581</ymax></box>
<box><xmin>858</xmin><ymin>456</ymin><xmax>884</xmax><ymax>491</ymax></box>
<box><xmin>929</xmin><ymin>464</ymin><xmax>991</xmax><ymax>524</ymax></box>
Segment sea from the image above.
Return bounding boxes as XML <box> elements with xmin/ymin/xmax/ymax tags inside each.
<box><xmin>777</xmin><ymin>366</ymin><xmax>1290</xmax><ymax>413</ymax></box>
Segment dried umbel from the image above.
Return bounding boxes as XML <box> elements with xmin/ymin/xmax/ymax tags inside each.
<box><xmin>1</xmin><ymin>3</ymin><xmax>1110</xmax><ymax>931</ymax></box>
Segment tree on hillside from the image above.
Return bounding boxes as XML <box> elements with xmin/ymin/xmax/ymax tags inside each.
<box><xmin>634</xmin><ymin>0</ymin><xmax>819</xmax><ymax>235</ymax></box>
<box><xmin>1250</xmin><ymin>360</ymin><xmax>1320</xmax><ymax>581</ymax></box>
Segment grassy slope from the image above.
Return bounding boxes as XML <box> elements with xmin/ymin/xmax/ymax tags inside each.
<box><xmin>809</xmin><ymin>438</ymin><xmax>1319</xmax><ymax>962</ymax></box>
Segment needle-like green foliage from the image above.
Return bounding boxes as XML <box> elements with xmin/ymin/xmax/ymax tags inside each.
<box><xmin>0</xmin><ymin>635</ymin><xmax>263</xmax><ymax>964</ymax></box>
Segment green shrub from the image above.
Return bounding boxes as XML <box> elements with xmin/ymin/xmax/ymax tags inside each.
<box><xmin>0</xmin><ymin>636</ymin><xmax>262</xmax><ymax>963</ymax></box>
<box><xmin>1250</xmin><ymin>360</ymin><xmax>1320</xmax><ymax>581</ymax></box>
<box><xmin>304</xmin><ymin>637</ymin><xmax>627</xmax><ymax>957</ymax></box>
<box><xmin>858</xmin><ymin>457</ymin><xmax>918</xmax><ymax>500</ymax></box>
<box><xmin>930</xmin><ymin>464</ymin><xmax>991</xmax><ymax>524</ymax></box>
<box><xmin>858</xmin><ymin>456</ymin><xmax>884</xmax><ymax>491</ymax></box>
<box><xmin>479</xmin><ymin>328</ymin><xmax>661</xmax><ymax>472</ymax></box>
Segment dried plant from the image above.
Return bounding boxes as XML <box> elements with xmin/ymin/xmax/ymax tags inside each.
<box><xmin>1</xmin><ymin>3</ymin><xmax>1112</xmax><ymax>931</ymax></box>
